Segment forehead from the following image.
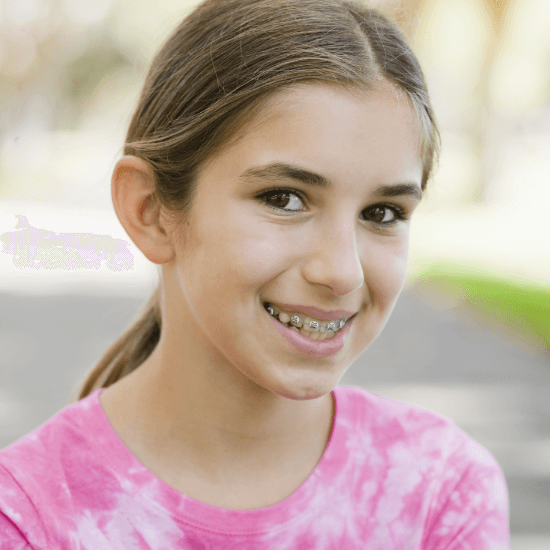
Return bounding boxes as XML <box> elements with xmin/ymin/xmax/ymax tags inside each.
<box><xmin>203</xmin><ymin>83</ymin><xmax>423</xmax><ymax>190</ymax></box>
<box><xmin>244</xmin><ymin>81</ymin><xmax>420</xmax><ymax>141</ymax></box>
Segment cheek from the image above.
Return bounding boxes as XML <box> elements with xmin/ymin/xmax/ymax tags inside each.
<box><xmin>226</xmin><ymin>224</ymin><xmax>296</xmax><ymax>287</ymax></box>
<box><xmin>181</xmin><ymin>201</ymin><xmax>289</xmax><ymax>287</ymax></box>
<box><xmin>365</xmin><ymin>237</ymin><xmax>409</xmax><ymax>309</ymax></box>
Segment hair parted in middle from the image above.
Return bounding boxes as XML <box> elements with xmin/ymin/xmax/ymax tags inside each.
<box><xmin>73</xmin><ymin>0</ymin><xmax>440</xmax><ymax>401</ymax></box>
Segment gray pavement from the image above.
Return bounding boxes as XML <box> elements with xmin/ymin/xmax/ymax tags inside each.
<box><xmin>1</xmin><ymin>285</ymin><xmax>549</xmax><ymax>547</ymax></box>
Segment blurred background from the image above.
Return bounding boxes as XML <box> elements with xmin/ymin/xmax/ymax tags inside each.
<box><xmin>0</xmin><ymin>0</ymin><xmax>549</xmax><ymax>546</ymax></box>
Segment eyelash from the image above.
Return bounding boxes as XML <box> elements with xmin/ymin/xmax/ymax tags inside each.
<box><xmin>256</xmin><ymin>187</ymin><xmax>407</xmax><ymax>227</ymax></box>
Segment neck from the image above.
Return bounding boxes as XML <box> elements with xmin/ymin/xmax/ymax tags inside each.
<box><xmin>100</xmin><ymin>338</ymin><xmax>335</xmax><ymax>485</ymax></box>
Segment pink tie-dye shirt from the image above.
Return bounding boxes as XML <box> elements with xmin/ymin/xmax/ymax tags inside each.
<box><xmin>0</xmin><ymin>385</ymin><xmax>508</xmax><ymax>549</ymax></box>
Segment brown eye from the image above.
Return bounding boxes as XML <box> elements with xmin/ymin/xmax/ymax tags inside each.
<box><xmin>366</xmin><ymin>206</ymin><xmax>391</xmax><ymax>223</ymax></box>
<box><xmin>259</xmin><ymin>190</ymin><xmax>305</xmax><ymax>212</ymax></box>
<box><xmin>267</xmin><ymin>192</ymin><xmax>291</xmax><ymax>208</ymax></box>
<box><xmin>362</xmin><ymin>205</ymin><xmax>403</xmax><ymax>225</ymax></box>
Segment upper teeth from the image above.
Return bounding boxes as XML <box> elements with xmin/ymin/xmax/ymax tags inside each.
<box><xmin>265</xmin><ymin>303</ymin><xmax>348</xmax><ymax>332</ymax></box>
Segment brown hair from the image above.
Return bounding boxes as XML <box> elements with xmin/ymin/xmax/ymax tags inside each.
<box><xmin>71</xmin><ymin>0</ymin><xmax>440</xmax><ymax>402</ymax></box>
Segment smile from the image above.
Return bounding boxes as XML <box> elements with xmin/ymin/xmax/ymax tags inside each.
<box><xmin>263</xmin><ymin>302</ymin><xmax>350</xmax><ymax>341</ymax></box>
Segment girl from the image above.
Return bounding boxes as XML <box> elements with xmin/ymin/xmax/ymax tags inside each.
<box><xmin>0</xmin><ymin>0</ymin><xmax>508</xmax><ymax>548</ymax></box>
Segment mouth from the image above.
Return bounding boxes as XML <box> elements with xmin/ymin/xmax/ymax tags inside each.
<box><xmin>263</xmin><ymin>302</ymin><xmax>354</xmax><ymax>341</ymax></box>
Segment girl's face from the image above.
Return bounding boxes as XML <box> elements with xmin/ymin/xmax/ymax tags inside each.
<box><xmin>166</xmin><ymin>84</ymin><xmax>423</xmax><ymax>400</ymax></box>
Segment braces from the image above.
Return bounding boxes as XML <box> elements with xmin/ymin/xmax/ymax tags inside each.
<box><xmin>265</xmin><ymin>305</ymin><xmax>346</xmax><ymax>331</ymax></box>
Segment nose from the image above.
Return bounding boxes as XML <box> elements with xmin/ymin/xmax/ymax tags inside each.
<box><xmin>301</xmin><ymin>221</ymin><xmax>364</xmax><ymax>297</ymax></box>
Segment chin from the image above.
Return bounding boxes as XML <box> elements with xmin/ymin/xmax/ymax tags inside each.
<box><xmin>269</xmin><ymin>372</ymin><xmax>342</xmax><ymax>401</ymax></box>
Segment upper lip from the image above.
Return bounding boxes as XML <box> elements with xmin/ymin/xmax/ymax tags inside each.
<box><xmin>270</xmin><ymin>303</ymin><xmax>357</xmax><ymax>321</ymax></box>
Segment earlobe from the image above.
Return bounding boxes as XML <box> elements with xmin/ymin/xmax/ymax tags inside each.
<box><xmin>111</xmin><ymin>155</ymin><xmax>175</xmax><ymax>265</ymax></box>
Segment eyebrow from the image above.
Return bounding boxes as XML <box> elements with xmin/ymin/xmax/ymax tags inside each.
<box><xmin>239</xmin><ymin>162</ymin><xmax>422</xmax><ymax>201</ymax></box>
<box><xmin>373</xmin><ymin>183</ymin><xmax>422</xmax><ymax>201</ymax></box>
<box><xmin>241</xmin><ymin>163</ymin><xmax>330</xmax><ymax>188</ymax></box>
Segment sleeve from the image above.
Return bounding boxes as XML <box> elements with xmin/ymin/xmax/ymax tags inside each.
<box><xmin>0</xmin><ymin>464</ymin><xmax>43</xmax><ymax>550</ymax></box>
<box><xmin>0</xmin><ymin>512</ymin><xmax>34</xmax><ymax>550</ymax></box>
<box><xmin>422</xmin><ymin>436</ymin><xmax>509</xmax><ymax>549</ymax></box>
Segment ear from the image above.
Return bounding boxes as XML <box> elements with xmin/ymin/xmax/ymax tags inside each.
<box><xmin>111</xmin><ymin>155</ymin><xmax>175</xmax><ymax>264</ymax></box>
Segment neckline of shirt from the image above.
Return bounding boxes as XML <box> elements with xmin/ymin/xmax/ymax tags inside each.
<box><xmin>86</xmin><ymin>385</ymin><xmax>352</xmax><ymax>535</ymax></box>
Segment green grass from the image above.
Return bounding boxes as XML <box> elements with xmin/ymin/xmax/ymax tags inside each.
<box><xmin>416</xmin><ymin>262</ymin><xmax>550</xmax><ymax>349</ymax></box>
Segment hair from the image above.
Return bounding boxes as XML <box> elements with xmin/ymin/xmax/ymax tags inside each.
<box><xmin>71</xmin><ymin>0</ymin><xmax>440</xmax><ymax>402</ymax></box>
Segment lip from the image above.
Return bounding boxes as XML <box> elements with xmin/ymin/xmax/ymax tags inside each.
<box><xmin>270</xmin><ymin>303</ymin><xmax>356</xmax><ymax>321</ymax></box>
<box><xmin>266</xmin><ymin>308</ymin><xmax>353</xmax><ymax>358</ymax></box>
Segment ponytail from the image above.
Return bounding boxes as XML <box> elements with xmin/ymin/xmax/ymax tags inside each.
<box><xmin>68</xmin><ymin>287</ymin><xmax>161</xmax><ymax>402</ymax></box>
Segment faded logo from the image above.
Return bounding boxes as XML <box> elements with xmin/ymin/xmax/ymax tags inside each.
<box><xmin>0</xmin><ymin>215</ymin><xmax>134</xmax><ymax>271</ymax></box>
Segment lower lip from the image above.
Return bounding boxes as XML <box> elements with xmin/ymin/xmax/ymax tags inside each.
<box><xmin>266</xmin><ymin>310</ymin><xmax>352</xmax><ymax>358</ymax></box>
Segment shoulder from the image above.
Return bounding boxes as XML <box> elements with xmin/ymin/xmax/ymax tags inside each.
<box><xmin>335</xmin><ymin>384</ymin><xmax>457</xmax><ymax>443</ymax></box>
<box><xmin>334</xmin><ymin>385</ymin><xmax>509</xmax><ymax>547</ymax></box>
<box><xmin>0</xmin><ymin>391</ymin><xmax>107</xmax><ymax>548</ymax></box>
<box><xmin>0</xmin><ymin>391</ymin><xmax>101</xmax><ymax>475</ymax></box>
<box><xmin>335</xmin><ymin>384</ymin><xmax>505</xmax><ymax>474</ymax></box>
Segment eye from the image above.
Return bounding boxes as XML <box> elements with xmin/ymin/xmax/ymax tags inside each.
<box><xmin>257</xmin><ymin>188</ymin><xmax>306</xmax><ymax>213</ymax></box>
<box><xmin>362</xmin><ymin>204</ymin><xmax>404</xmax><ymax>225</ymax></box>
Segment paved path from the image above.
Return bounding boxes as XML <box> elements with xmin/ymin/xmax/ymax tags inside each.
<box><xmin>1</xmin><ymin>286</ymin><xmax>549</xmax><ymax>548</ymax></box>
